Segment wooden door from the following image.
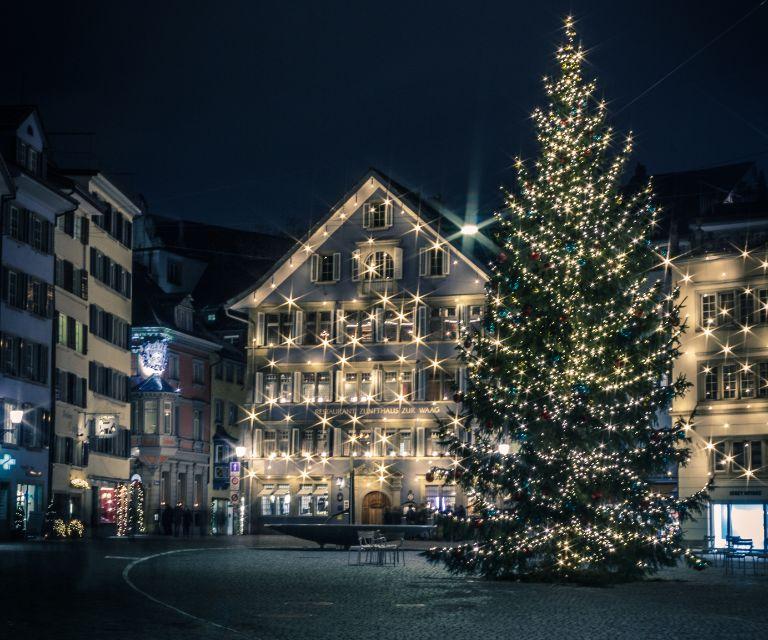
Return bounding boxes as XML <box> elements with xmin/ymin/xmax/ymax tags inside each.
<box><xmin>361</xmin><ymin>491</ymin><xmax>390</xmax><ymax>525</ymax></box>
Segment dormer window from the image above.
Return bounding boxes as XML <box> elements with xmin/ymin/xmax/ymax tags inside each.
<box><xmin>364</xmin><ymin>251</ymin><xmax>394</xmax><ymax>280</ymax></box>
<box><xmin>174</xmin><ymin>303</ymin><xmax>194</xmax><ymax>331</ymax></box>
<box><xmin>16</xmin><ymin>140</ymin><xmax>40</xmax><ymax>176</ymax></box>
<box><xmin>363</xmin><ymin>200</ymin><xmax>393</xmax><ymax>230</ymax></box>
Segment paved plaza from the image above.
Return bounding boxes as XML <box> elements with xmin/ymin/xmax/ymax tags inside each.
<box><xmin>3</xmin><ymin>535</ymin><xmax>766</xmax><ymax>640</ymax></box>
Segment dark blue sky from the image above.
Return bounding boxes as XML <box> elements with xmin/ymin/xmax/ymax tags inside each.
<box><xmin>4</xmin><ymin>1</ymin><xmax>766</xmax><ymax>233</ymax></box>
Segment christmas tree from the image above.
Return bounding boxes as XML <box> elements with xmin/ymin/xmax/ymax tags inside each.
<box><xmin>428</xmin><ymin>18</ymin><xmax>707</xmax><ymax>581</ymax></box>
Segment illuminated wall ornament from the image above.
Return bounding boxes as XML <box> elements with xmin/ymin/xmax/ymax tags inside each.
<box><xmin>136</xmin><ymin>336</ymin><xmax>169</xmax><ymax>378</ymax></box>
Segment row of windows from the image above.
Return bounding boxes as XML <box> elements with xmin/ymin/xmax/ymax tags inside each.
<box><xmin>56</xmin><ymin>210</ymin><xmax>89</xmax><ymax>244</ymax></box>
<box><xmin>87</xmin><ymin>427</ymin><xmax>131</xmax><ymax>458</ymax></box>
<box><xmin>56</xmin><ymin>369</ymin><xmax>87</xmax><ymax>407</ymax></box>
<box><xmin>0</xmin><ymin>400</ymin><xmax>50</xmax><ymax>449</ymax></box>
<box><xmin>258</xmin><ymin>426</ymin><xmax>449</xmax><ymax>458</ymax></box>
<box><xmin>1</xmin><ymin>333</ymin><xmax>49</xmax><ymax>384</ymax></box>
<box><xmin>213</xmin><ymin>399</ymin><xmax>240</xmax><ymax>426</ymax></box>
<box><xmin>52</xmin><ymin>435</ymin><xmax>87</xmax><ymax>466</ymax></box>
<box><xmin>702</xmin><ymin>363</ymin><xmax>768</xmax><ymax>400</ymax></box>
<box><xmin>88</xmin><ymin>362</ymin><xmax>130</xmax><ymax>402</ymax></box>
<box><xmin>261</xmin><ymin>368</ymin><xmax>455</xmax><ymax>404</ymax></box>
<box><xmin>700</xmin><ymin>288</ymin><xmax>768</xmax><ymax>327</ymax></box>
<box><xmin>55</xmin><ymin>257</ymin><xmax>88</xmax><ymax>300</ymax></box>
<box><xmin>57</xmin><ymin>312</ymin><xmax>87</xmax><ymax>354</ymax></box>
<box><xmin>90</xmin><ymin>248</ymin><xmax>132</xmax><ymax>298</ymax></box>
<box><xmin>90</xmin><ymin>304</ymin><xmax>130</xmax><ymax>350</ymax></box>
<box><xmin>4</xmin><ymin>204</ymin><xmax>53</xmax><ymax>254</ymax></box>
<box><xmin>213</xmin><ymin>360</ymin><xmax>245</xmax><ymax>384</ymax></box>
<box><xmin>261</xmin><ymin>305</ymin><xmax>482</xmax><ymax>347</ymax></box>
<box><xmin>1</xmin><ymin>266</ymin><xmax>54</xmax><ymax>317</ymax></box>
<box><xmin>91</xmin><ymin>201</ymin><xmax>132</xmax><ymax>248</ymax></box>
<box><xmin>136</xmin><ymin>399</ymin><xmax>205</xmax><ymax>440</ymax></box>
<box><xmin>260</xmin><ymin>485</ymin><xmax>329</xmax><ymax>517</ymax></box>
<box><xmin>711</xmin><ymin>439</ymin><xmax>765</xmax><ymax>474</ymax></box>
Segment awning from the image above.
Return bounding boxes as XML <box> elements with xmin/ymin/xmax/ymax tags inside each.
<box><xmin>297</xmin><ymin>486</ymin><xmax>314</xmax><ymax>496</ymax></box>
<box><xmin>312</xmin><ymin>486</ymin><xmax>329</xmax><ymax>495</ymax></box>
<box><xmin>257</xmin><ymin>487</ymin><xmax>275</xmax><ymax>497</ymax></box>
<box><xmin>273</xmin><ymin>488</ymin><xmax>290</xmax><ymax>496</ymax></box>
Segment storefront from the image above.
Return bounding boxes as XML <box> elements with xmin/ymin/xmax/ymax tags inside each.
<box><xmin>711</xmin><ymin>500</ymin><xmax>767</xmax><ymax>549</ymax></box>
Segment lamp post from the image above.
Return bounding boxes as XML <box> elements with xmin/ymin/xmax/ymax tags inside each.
<box><xmin>235</xmin><ymin>446</ymin><xmax>246</xmax><ymax>534</ymax></box>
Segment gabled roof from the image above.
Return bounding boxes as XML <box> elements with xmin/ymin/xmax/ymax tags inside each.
<box><xmin>228</xmin><ymin>168</ymin><xmax>490</xmax><ymax>310</ymax></box>
<box><xmin>0</xmin><ymin>105</ymin><xmax>49</xmax><ymax>149</ymax></box>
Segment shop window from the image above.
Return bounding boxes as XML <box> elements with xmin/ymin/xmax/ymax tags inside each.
<box><xmin>314</xmin><ymin>489</ymin><xmax>329</xmax><ymax>515</ymax></box>
<box><xmin>425</xmin><ymin>484</ymin><xmax>456</xmax><ymax>512</ymax></box>
<box><xmin>99</xmin><ymin>487</ymin><xmax>117</xmax><ymax>524</ymax></box>
<box><xmin>275</xmin><ymin>484</ymin><xmax>291</xmax><ymax>515</ymax></box>
<box><xmin>713</xmin><ymin>503</ymin><xmax>766</xmax><ymax>549</ymax></box>
<box><xmin>299</xmin><ymin>485</ymin><xmax>314</xmax><ymax>515</ymax></box>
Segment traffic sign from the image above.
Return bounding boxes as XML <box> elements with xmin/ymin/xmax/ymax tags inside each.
<box><xmin>230</xmin><ymin>492</ymin><xmax>240</xmax><ymax>505</ymax></box>
<box><xmin>229</xmin><ymin>461</ymin><xmax>241</xmax><ymax>474</ymax></box>
<box><xmin>230</xmin><ymin>475</ymin><xmax>240</xmax><ymax>489</ymax></box>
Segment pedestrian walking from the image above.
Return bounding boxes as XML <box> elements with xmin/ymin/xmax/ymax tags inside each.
<box><xmin>182</xmin><ymin>507</ymin><xmax>192</xmax><ymax>536</ymax></box>
<box><xmin>173</xmin><ymin>503</ymin><xmax>183</xmax><ymax>537</ymax></box>
<box><xmin>161</xmin><ymin>504</ymin><xmax>173</xmax><ymax>535</ymax></box>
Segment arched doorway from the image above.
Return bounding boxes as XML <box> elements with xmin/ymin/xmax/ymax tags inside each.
<box><xmin>361</xmin><ymin>491</ymin><xmax>390</xmax><ymax>525</ymax></box>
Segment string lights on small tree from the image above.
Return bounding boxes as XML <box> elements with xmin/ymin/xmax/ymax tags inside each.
<box><xmin>427</xmin><ymin>18</ymin><xmax>708</xmax><ymax>581</ymax></box>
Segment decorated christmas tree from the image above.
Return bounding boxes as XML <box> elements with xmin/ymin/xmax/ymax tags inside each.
<box><xmin>428</xmin><ymin>18</ymin><xmax>707</xmax><ymax>581</ymax></box>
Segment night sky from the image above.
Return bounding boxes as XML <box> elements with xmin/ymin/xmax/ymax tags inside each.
<box><xmin>4</xmin><ymin>1</ymin><xmax>766</xmax><ymax>233</ymax></box>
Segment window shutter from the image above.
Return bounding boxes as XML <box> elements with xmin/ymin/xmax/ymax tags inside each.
<box><xmin>416</xmin><ymin>305</ymin><xmax>428</xmax><ymax>338</ymax></box>
<box><xmin>254</xmin><ymin>312</ymin><xmax>265</xmax><ymax>346</ymax></box>
<box><xmin>332</xmin><ymin>253</ymin><xmax>341</xmax><ymax>282</ymax></box>
<box><xmin>457</xmin><ymin>366</ymin><xmax>467</xmax><ymax>394</ymax></box>
<box><xmin>415</xmin><ymin>362</ymin><xmax>426</xmax><ymax>401</ymax></box>
<box><xmin>291</xmin><ymin>428</ymin><xmax>300</xmax><ymax>455</ymax></box>
<box><xmin>385</xmin><ymin>203</ymin><xmax>393</xmax><ymax>227</ymax></box>
<box><xmin>293</xmin><ymin>309</ymin><xmax>305</xmax><ymax>344</ymax></box>
<box><xmin>393</xmin><ymin>247</ymin><xmax>403</xmax><ymax>280</ymax></box>
<box><xmin>442</xmin><ymin>248</ymin><xmax>450</xmax><ymax>275</ymax></box>
<box><xmin>310</xmin><ymin>254</ymin><xmax>320</xmax><ymax>283</ymax></box>
<box><xmin>373</xmin><ymin>368</ymin><xmax>383</xmax><ymax>400</ymax></box>
<box><xmin>81</xmin><ymin>217</ymin><xmax>89</xmax><ymax>244</ymax></box>
<box><xmin>351</xmin><ymin>252</ymin><xmax>360</xmax><ymax>281</ymax></box>
<box><xmin>334</xmin><ymin>369</ymin><xmax>345</xmax><ymax>400</ymax></box>
<box><xmin>419</xmin><ymin>248</ymin><xmax>428</xmax><ymax>276</ymax></box>
<box><xmin>416</xmin><ymin>427</ymin><xmax>426</xmax><ymax>457</ymax></box>
<box><xmin>254</xmin><ymin>428</ymin><xmax>263</xmax><ymax>458</ymax></box>
<box><xmin>362</xmin><ymin>205</ymin><xmax>371</xmax><ymax>229</ymax></box>
<box><xmin>293</xmin><ymin>372</ymin><xmax>302</xmax><ymax>402</ymax></box>
<box><xmin>254</xmin><ymin>372</ymin><xmax>263</xmax><ymax>403</ymax></box>
<box><xmin>80</xmin><ymin>270</ymin><xmax>88</xmax><ymax>300</ymax></box>
<box><xmin>82</xmin><ymin>327</ymin><xmax>88</xmax><ymax>355</ymax></box>
<box><xmin>332</xmin><ymin>427</ymin><xmax>342</xmax><ymax>457</ymax></box>
<box><xmin>374</xmin><ymin>307</ymin><xmax>384</xmax><ymax>342</ymax></box>
<box><xmin>335</xmin><ymin>310</ymin><xmax>346</xmax><ymax>344</ymax></box>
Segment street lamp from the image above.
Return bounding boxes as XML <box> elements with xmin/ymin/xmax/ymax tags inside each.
<box><xmin>235</xmin><ymin>446</ymin><xmax>246</xmax><ymax>458</ymax></box>
<box><xmin>10</xmin><ymin>409</ymin><xmax>24</xmax><ymax>424</ymax></box>
<box><xmin>460</xmin><ymin>224</ymin><xmax>478</xmax><ymax>236</ymax></box>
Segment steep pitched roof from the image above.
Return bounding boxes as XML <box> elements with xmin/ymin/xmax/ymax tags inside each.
<box><xmin>228</xmin><ymin>168</ymin><xmax>491</xmax><ymax>309</ymax></box>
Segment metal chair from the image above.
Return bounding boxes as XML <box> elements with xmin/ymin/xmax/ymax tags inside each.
<box><xmin>348</xmin><ymin>530</ymin><xmax>376</xmax><ymax>565</ymax></box>
<box><xmin>725</xmin><ymin>537</ymin><xmax>753</xmax><ymax>576</ymax></box>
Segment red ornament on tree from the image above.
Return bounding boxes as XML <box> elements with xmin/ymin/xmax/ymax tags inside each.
<box><xmin>541</xmin><ymin>409</ymin><xmax>551</xmax><ymax>420</ymax></box>
<box><xmin>530</xmin><ymin>251</ymin><xmax>541</xmax><ymax>261</ymax></box>
<box><xmin>591</xmin><ymin>490</ymin><xmax>603</xmax><ymax>501</ymax></box>
<box><xmin>523</xmin><ymin>305</ymin><xmax>533</xmax><ymax>317</ymax></box>
<box><xmin>497</xmin><ymin>252</ymin><xmax>508</xmax><ymax>263</ymax></box>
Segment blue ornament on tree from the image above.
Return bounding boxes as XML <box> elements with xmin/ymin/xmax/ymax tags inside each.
<box><xmin>565</xmin><ymin>242</ymin><xmax>577</xmax><ymax>253</ymax></box>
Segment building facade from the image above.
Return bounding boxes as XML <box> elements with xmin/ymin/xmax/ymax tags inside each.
<box><xmin>0</xmin><ymin>108</ymin><xmax>74</xmax><ymax>537</ymax></box>
<box><xmin>229</xmin><ymin>170</ymin><xmax>487</xmax><ymax>527</ymax></box>
<box><xmin>672</xmin><ymin>227</ymin><xmax>768</xmax><ymax>549</ymax></box>
<box><xmin>50</xmin><ymin>171</ymin><xmax>139</xmax><ymax>534</ymax></box>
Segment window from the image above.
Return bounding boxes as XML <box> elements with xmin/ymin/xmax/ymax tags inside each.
<box><xmin>363</xmin><ymin>200</ymin><xmax>392</xmax><ymax>229</ymax></box>
<box><xmin>342</xmin><ymin>373</ymin><xmax>357</xmax><ymax>402</ymax></box>
<box><xmin>315</xmin><ymin>488</ymin><xmax>329</xmax><ymax>515</ymax></box>
<box><xmin>228</xmin><ymin>403</ymin><xmax>237</xmax><ymax>426</ymax></box>
<box><xmin>3</xmin><ymin>204</ymin><xmax>52</xmax><ymax>253</ymax></box>
<box><xmin>382</xmin><ymin>307</ymin><xmax>414</xmax><ymax>342</ymax></box>
<box><xmin>192</xmin><ymin>360</ymin><xmax>205</xmax><ymax>384</ymax></box>
<box><xmin>263</xmin><ymin>374</ymin><xmax>279</xmax><ymax>401</ymax></box>
<box><xmin>89</xmin><ymin>305</ymin><xmax>129</xmax><ymax>349</ymax></box>
<box><xmin>420</xmin><ymin>246</ymin><xmax>450</xmax><ymax>277</ymax></box>
<box><xmin>718</xmin><ymin>291</ymin><xmax>735</xmax><ymax>325</ymax></box>
<box><xmin>276</xmin><ymin>485</ymin><xmax>291</xmax><ymax>515</ymax></box>
<box><xmin>363</xmin><ymin>252</ymin><xmax>394</xmax><ymax>280</ymax></box>
<box><xmin>214</xmin><ymin>398</ymin><xmax>223</xmax><ymax>423</ymax></box>
<box><xmin>310</xmin><ymin>253</ymin><xmax>341</xmax><ymax>283</ymax></box>
<box><xmin>749</xmin><ymin>441</ymin><xmax>763</xmax><ymax>470</ymax></box>
<box><xmin>277</xmin><ymin>430</ymin><xmax>290</xmax><ymax>454</ymax></box>
<box><xmin>91</xmin><ymin>202</ymin><xmax>132</xmax><ymax>247</ymax></box>
<box><xmin>299</xmin><ymin>485</ymin><xmax>314</xmax><ymax>515</ymax></box>
<box><xmin>425</xmin><ymin>369</ymin><xmax>452</xmax><ymax>401</ymax></box>
<box><xmin>279</xmin><ymin>373</ymin><xmax>293</xmax><ymax>403</ymax></box>
<box><xmin>739</xmin><ymin>290</ymin><xmax>753</xmax><ymax>325</ymax></box>
<box><xmin>263</xmin><ymin>430</ymin><xmax>276</xmax><ymax>457</ymax></box>
<box><xmin>236</xmin><ymin>364</ymin><xmax>244</xmax><ymax>385</ymax></box>
<box><xmin>316</xmin><ymin>429</ymin><xmax>328</xmax><ymax>456</ymax></box>
<box><xmin>340</xmin><ymin>372</ymin><xmax>374</xmax><ymax>402</ymax></box>
<box><xmin>175</xmin><ymin>304</ymin><xmax>193</xmax><ymax>331</ymax></box>
<box><xmin>301</xmin><ymin>372</ymin><xmax>331</xmax><ymax>403</ymax></box>
<box><xmin>265</xmin><ymin>312</ymin><xmax>292</xmax><ymax>346</ymax></box>
<box><xmin>163</xmin><ymin>401</ymin><xmax>173</xmax><ymax>434</ymax></box>
<box><xmin>168</xmin><ymin>354</ymin><xmax>179</xmax><ymax>380</ymax></box>
<box><xmin>167</xmin><ymin>260</ymin><xmax>182</xmax><ymax>285</ymax></box>
<box><xmin>3</xmin><ymin>267</ymin><xmax>54</xmax><ymax>316</ymax></box>
<box><xmin>260</xmin><ymin>484</ymin><xmax>276</xmax><ymax>515</ymax></box>
<box><xmin>722</xmin><ymin>365</ymin><xmax>737</xmax><ymax>399</ymax></box>
<box><xmin>225</xmin><ymin>362</ymin><xmax>234</xmax><ymax>383</ymax></box>
<box><xmin>469</xmin><ymin>305</ymin><xmax>483</xmax><ymax>333</ymax></box>
<box><xmin>342</xmin><ymin>310</ymin><xmax>374</xmax><ymax>343</ymax></box>
<box><xmin>56</xmin><ymin>369</ymin><xmax>87</xmax><ymax>407</ymax></box>
<box><xmin>704</xmin><ymin>366</ymin><xmax>718</xmax><ymax>400</ymax></box>
<box><xmin>143</xmin><ymin>400</ymin><xmax>158</xmax><ymax>434</ymax></box>
<box><xmin>89</xmin><ymin>248</ymin><xmax>131</xmax><ymax>297</ymax></box>
<box><xmin>701</xmin><ymin>294</ymin><xmax>717</xmax><ymax>327</ymax></box>
<box><xmin>88</xmin><ymin>362</ymin><xmax>129</xmax><ymax>402</ymax></box>
<box><xmin>425</xmin><ymin>484</ymin><xmax>456</xmax><ymax>511</ymax></box>
<box><xmin>1</xmin><ymin>334</ymin><xmax>49</xmax><ymax>384</ymax></box>
<box><xmin>429</xmin><ymin>307</ymin><xmax>459</xmax><ymax>340</ymax></box>
<box><xmin>56</xmin><ymin>313</ymin><xmax>88</xmax><ymax>354</ymax></box>
<box><xmin>383</xmin><ymin>370</ymin><xmax>412</xmax><ymax>401</ymax></box>
<box><xmin>759</xmin><ymin>363</ymin><xmax>768</xmax><ymax>398</ymax></box>
<box><xmin>193</xmin><ymin>410</ymin><xmax>203</xmax><ymax>440</ymax></box>
<box><xmin>758</xmin><ymin>289</ymin><xmax>768</xmax><ymax>324</ymax></box>
<box><xmin>305</xmin><ymin>311</ymin><xmax>332</xmax><ymax>345</ymax></box>
<box><xmin>741</xmin><ymin>366</ymin><xmax>755</xmax><ymax>398</ymax></box>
